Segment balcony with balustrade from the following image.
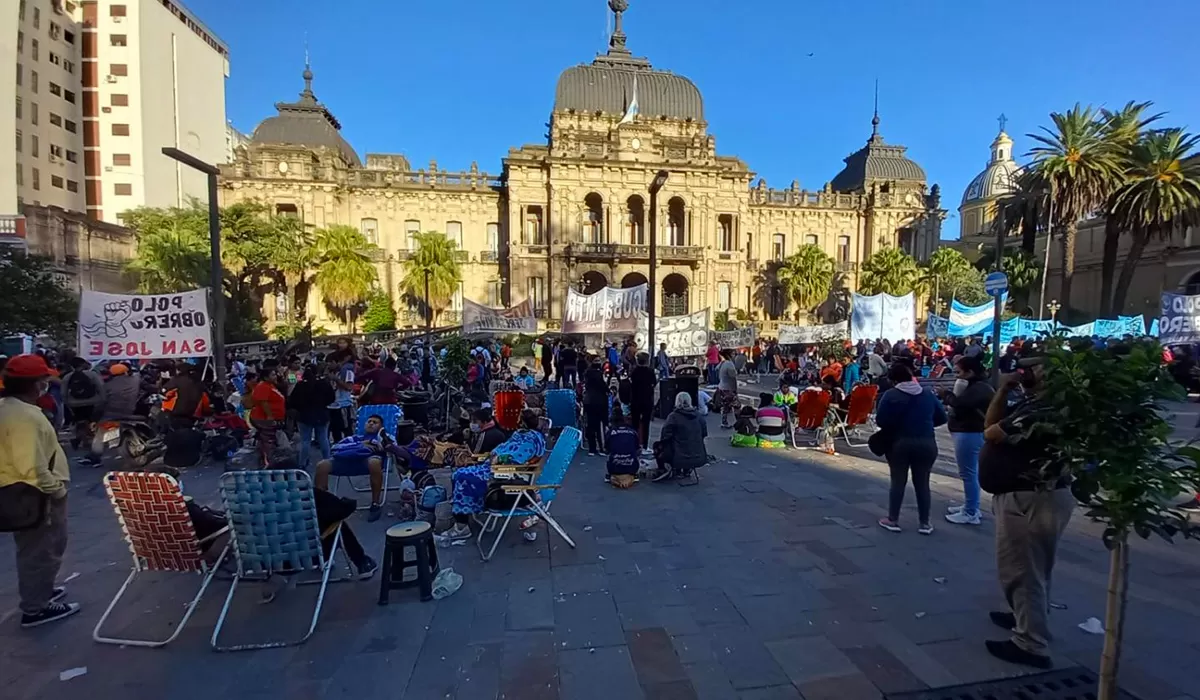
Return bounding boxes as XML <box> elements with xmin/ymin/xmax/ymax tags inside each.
<box><xmin>565</xmin><ymin>242</ymin><xmax>703</xmax><ymax>266</ymax></box>
<box><xmin>479</xmin><ymin>250</ymin><xmax>500</xmax><ymax>264</ymax></box>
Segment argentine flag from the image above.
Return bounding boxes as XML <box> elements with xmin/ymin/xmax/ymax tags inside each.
<box><xmin>948</xmin><ymin>295</ymin><xmax>1007</xmax><ymax>337</ymax></box>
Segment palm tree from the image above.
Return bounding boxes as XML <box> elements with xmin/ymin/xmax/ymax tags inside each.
<box><xmin>1109</xmin><ymin>130</ymin><xmax>1200</xmax><ymax>312</ymax></box>
<box><xmin>775</xmin><ymin>244</ymin><xmax>835</xmax><ymax>322</ymax></box>
<box><xmin>124</xmin><ymin>220</ymin><xmax>209</xmax><ymax>293</ymax></box>
<box><xmin>311</xmin><ymin>224</ymin><xmax>380</xmax><ymax>331</ymax></box>
<box><xmin>399</xmin><ymin>231</ymin><xmax>463</xmax><ymax>326</ymax></box>
<box><xmin>922</xmin><ymin>247</ymin><xmax>973</xmax><ymax>306</ymax></box>
<box><xmin>858</xmin><ymin>247</ymin><xmax>921</xmax><ymax>296</ymax></box>
<box><xmin>272</xmin><ymin>217</ymin><xmax>316</xmax><ymax>323</ymax></box>
<box><xmin>1027</xmin><ymin>104</ymin><xmax>1125</xmax><ymax>311</ymax></box>
<box><xmin>1097</xmin><ymin>101</ymin><xmax>1162</xmax><ymax>316</ymax></box>
<box><xmin>992</xmin><ymin>169</ymin><xmax>1051</xmax><ymax>256</ymax></box>
<box><xmin>975</xmin><ymin>247</ymin><xmax>1042</xmax><ymax>313</ymax></box>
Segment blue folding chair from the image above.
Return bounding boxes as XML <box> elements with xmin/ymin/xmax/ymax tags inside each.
<box><xmin>477</xmin><ymin>426</ymin><xmax>582</xmax><ymax>561</ymax></box>
<box><xmin>543</xmin><ymin>389</ymin><xmax>577</xmax><ymax>429</ymax></box>
<box><xmin>212</xmin><ymin>470</ymin><xmax>352</xmax><ymax>651</ymax></box>
<box><xmin>330</xmin><ymin>404</ymin><xmax>402</xmax><ymax>509</ymax></box>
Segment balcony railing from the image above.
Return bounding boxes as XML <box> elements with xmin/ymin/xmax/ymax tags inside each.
<box><xmin>837</xmin><ymin>261</ymin><xmax>858</xmax><ymax>273</ymax></box>
<box><xmin>440</xmin><ymin>310</ymin><xmax>463</xmax><ymax>324</ymax></box>
<box><xmin>479</xmin><ymin>250</ymin><xmax>499</xmax><ymax>263</ymax></box>
<box><xmin>452</xmin><ymin>250</ymin><xmax>470</xmax><ymax>263</ymax></box>
<box><xmin>367</xmin><ymin>249</ymin><xmax>387</xmax><ymax>262</ymax></box>
<box><xmin>395</xmin><ymin>249</ymin><xmax>415</xmax><ymax>261</ymax></box>
<box><xmin>533</xmin><ymin>308</ymin><xmax>548</xmax><ymax>319</ymax></box>
<box><xmin>744</xmin><ymin>258</ymin><xmax>759</xmax><ymax>271</ymax></box>
<box><xmin>567</xmin><ymin>243</ymin><xmax>703</xmax><ymax>262</ymax></box>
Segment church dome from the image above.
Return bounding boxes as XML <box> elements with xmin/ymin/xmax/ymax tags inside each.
<box><xmin>961</xmin><ymin>130</ymin><xmax>1019</xmax><ymax>205</ymax></box>
<box><xmin>830</xmin><ymin>113</ymin><xmax>926</xmax><ymax>193</ymax></box>
<box><xmin>250</xmin><ymin>65</ymin><xmax>362</xmax><ymax>167</ymax></box>
<box><xmin>553</xmin><ymin>0</ymin><xmax>703</xmax><ymax>121</ymax></box>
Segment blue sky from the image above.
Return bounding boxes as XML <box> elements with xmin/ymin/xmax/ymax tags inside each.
<box><xmin>190</xmin><ymin>0</ymin><xmax>1200</xmax><ymax>240</ymax></box>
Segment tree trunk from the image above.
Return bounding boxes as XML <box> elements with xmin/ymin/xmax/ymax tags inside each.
<box><xmin>1059</xmin><ymin>221</ymin><xmax>1077</xmax><ymax>315</ymax></box>
<box><xmin>1098</xmin><ymin>217</ymin><xmax>1121</xmax><ymax>318</ymax></box>
<box><xmin>1111</xmin><ymin>233</ymin><xmax>1149</xmax><ymax>316</ymax></box>
<box><xmin>1020</xmin><ymin>206</ymin><xmax>1038</xmax><ymax>255</ymax></box>
<box><xmin>1098</xmin><ymin>534</ymin><xmax>1130</xmax><ymax>700</ymax></box>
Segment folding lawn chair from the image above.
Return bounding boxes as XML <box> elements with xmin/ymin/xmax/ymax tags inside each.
<box><xmin>212</xmin><ymin>469</ymin><xmax>351</xmax><ymax>651</ymax></box>
<box><xmin>830</xmin><ymin>383</ymin><xmax>879</xmax><ymax>447</ymax></box>
<box><xmin>93</xmin><ymin>471</ymin><xmax>230</xmax><ymax>648</ymax></box>
<box><xmin>329</xmin><ymin>403</ymin><xmax>401</xmax><ymax>509</ymax></box>
<box><xmin>543</xmin><ymin>388</ymin><xmax>577</xmax><ymax>429</ymax></box>
<box><xmin>493</xmin><ymin>389</ymin><xmax>525</xmax><ymax>431</ymax></box>
<box><xmin>477</xmin><ymin>426</ymin><xmax>581</xmax><ymax>562</ymax></box>
<box><xmin>790</xmin><ymin>389</ymin><xmax>832</xmax><ymax>448</ymax></box>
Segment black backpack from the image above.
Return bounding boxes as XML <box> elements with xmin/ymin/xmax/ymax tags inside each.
<box><xmin>67</xmin><ymin>371</ymin><xmax>97</xmax><ymax>401</ymax></box>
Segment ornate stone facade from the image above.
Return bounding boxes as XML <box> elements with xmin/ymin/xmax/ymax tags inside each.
<box><xmin>218</xmin><ymin>2</ymin><xmax>944</xmax><ymax>332</ymax></box>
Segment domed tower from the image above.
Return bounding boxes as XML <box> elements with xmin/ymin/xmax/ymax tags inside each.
<box><xmin>247</xmin><ymin>62</ymin><xmax>361</xmax><ymax>168</ymax></box>
<box><xmin>959</xmin><ymin>118</ymin><xmax>1020</xmax><ymax>240</ymax></box>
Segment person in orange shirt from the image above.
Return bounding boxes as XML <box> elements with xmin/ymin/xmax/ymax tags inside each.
<box><xmin>820</xmin><ymin>356</ymin><xmax>844</xmax><ymax>384</ymax></box>
<box><xmin>249</xmin><ymin>361</ymin><xmax>286</xmax><ymax>466</ymax></box>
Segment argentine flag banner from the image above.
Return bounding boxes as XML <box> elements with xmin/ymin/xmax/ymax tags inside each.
<box><xmin>947</xmin><ymin>295</ymin><xmax>1007</xmax><ymax>337</ymax></box>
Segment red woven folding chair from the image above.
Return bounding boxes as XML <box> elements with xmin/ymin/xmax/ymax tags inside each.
<box><xmin>94</xmin><ymin>471</ymin><xmax>229</xmax><ymax>648</ymax></box>
<box><xmin>790</xmin><ymin>390</ymin><xmax>831</xmax><ymax>448</ymax></box>
<box><xmin>494</xmin><ymin>389</ymin><xmax>525</xmax><ymax>431</ymax></box>
<box><xmin>831</xmin><ymin>383</ymin><xmax>879</xmax><ymax>447</ymax></box>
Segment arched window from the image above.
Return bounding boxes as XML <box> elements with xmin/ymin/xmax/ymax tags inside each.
<box><xmin>1185</xmin><ymin>271</ymin><xmax>1200</xmax><ymax>296</ymax></box>
<box><xmin>580</xmin><ymin>270</ymin><xmax>608</xmax><ymax>295</ymax></box>
<box><xmin>584</xmin><ymin>193</ymin><xmax>604</xmax><ymax>244</ymax></box>
<box><xmin>662</xmin><ymin>273</ymin><xmax>690</xmax><ymax>316</ymax></box>
<box><xmin>667</xmin><ymin>197</ymin><xmax>686</xmax><ymax>246</ymax></box>
<box><xmin>627</xmin><ymin>195</ymin><xmax>645</xmax><ymax>245</ymax></box>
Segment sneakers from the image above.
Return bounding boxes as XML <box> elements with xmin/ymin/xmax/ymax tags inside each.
<box><xmin>945</xmin><ymin>510</ymin><xmax>981</xmax><ymax>525</ymax></box>
<box><xmin>640</xmin><ymin>448</ymin><xmax>654</xmax><ymax>457</ymax></box>
<box><xmin>50</xmin><ymin>586</ymin><xmax>66</xmax><ymax>603</ymax></box>
<box><xmin>989</xmin><ymin>611</ymin><xmax>1016</xmax><ymax>630</ymax></box>
<box><xmin>367</xmin><ymin>502</ymin><xmax>383</xmax><ymax>523</ymax></box>
<box><xmin>356</xmin><ymin>556</ymin><xmax>379</xmax><ymax>581</ymax></box>
<box><xmin>877</xmin><ymin>518</ymin><xmax>901</xmax><ymax>533</ymax></box>
<box><xmin>21</xmin><ymin>601</ymin><xmax>81</xmax><ymax>628</ymax></box>
<box><xmin>917</xmin><ymin>523</ymin><xmax>935</xmax><ymax>535</ymax></box>
<box><xmin>946</xmin><ymin>504</ymin><xmax>965</xmax><ymax>515</ymax></box>
<box><xmin>443</xmin><ymin>523</ymin><xmax>472</xmax><ymax>541</ymax></box>
<box><xmin>984</xmin><ymin>639</ymin><xmax>1052</xmax><ymax>669</ymax></box>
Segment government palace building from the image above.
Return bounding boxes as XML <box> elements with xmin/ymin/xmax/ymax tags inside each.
<box><xmin>218</xmin><ymin>1</ymin><xmax>945</xmax><ymax>333</ymax></box>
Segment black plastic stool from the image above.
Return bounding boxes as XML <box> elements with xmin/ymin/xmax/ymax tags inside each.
<box><xmin>378</xmin><ymin>521</ymin><xmax>440</xmax><ymax>604</ymax></box>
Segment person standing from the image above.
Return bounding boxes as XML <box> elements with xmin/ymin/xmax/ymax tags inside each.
<box><xmin>287</xmin><ymin>366</ymin><xmax>336</xmax><ymax>472</ymax></box>
<box><xmin>655</xmin><ymin>342</ymin><xmax>671</xmax><ymax>380</ymax></box>
<box><xmin>62</xmin><ymin>358</ymin><xmax>105</xmax><ymax>461</ymax></box>
<box><xmin>0</xmin><ymin>354</ymin><xmax>79</xmax><ymax>627</ymax></box>
<box><xmin>582</xmin><ymin>361</ymin><xmax>609</xmax><ymax>456</ymax></box>
<box><xmin>942</xmin><ymin>355</ymin><xmax>994</xmax><ymax>526</ymax></box>
<box><xmin>630</xmin><ymin>352</ymin><xmax>657</xmax><ymax>455</ymax></box>
<box><xmin>250</xmin><ymin>362</ymin><xmax>287</xmax><ymax>466</ymax></box>
<box><xmin>540</xmin><ymin>339</ymin><xmax>554</xmax><ymax>383</ymax></box>
<box><xmin>705</xmin><ymin>342</ymin><xmax>721</xmax><ymax>386</ymax></box>
<box><xmin>715</xmin><ymin>349</ymin><xmax>740</xmax><ymax>429</ymax></box>
<box><xmin>558</xmin><ymin>341</ymin><xmax>578</xmax><ymax>389</ymax></box>
<box><xmin>875</xmin><ymin>363</ymin><xmax>946</xmax><ymax>535</ymax></box>
<box><xmin>979</xmin><ymin>357</ymin><xmax>1073</xmax><ymax>669</ymax></box>
<box><xmin>360</xmin><ymin>356</ymin><xmax>403</xmax><ymax>405</ymax></box>
<box><xmin>327</xmin><ymin>356</ymin><xmax>356</xmax><ymax>442</ymax></box>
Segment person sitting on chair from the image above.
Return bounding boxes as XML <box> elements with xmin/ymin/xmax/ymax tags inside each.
<box><xmin>314</xmin><ymin>413</ymin><xmax>400</xmax><ymax>522</ymax></box>
<box><xmin>652</xmin><ymin>392</ymin><xmax>709</xmax><ymax>482</ymax></box>
<box><xmin>513</xmin><ymin>365</ymin><xmax>536</xmax><ymax>391</ymax></box>
<box><xmin>821</xmin><ymin>374</ymin><xmax>848</xmax><ymax>411</ymax></box>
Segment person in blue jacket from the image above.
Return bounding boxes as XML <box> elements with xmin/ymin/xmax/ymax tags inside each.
<box><xmin>874</xmin><ymin>362</ymin><xmax>946</xmax><ymax>535</ymax></box>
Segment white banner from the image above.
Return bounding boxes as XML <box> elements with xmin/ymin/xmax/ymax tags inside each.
<box><xmin>777</xmin><ymin>321</ymin><xmax>849</xmax><ymax>345</ymax></box>
<box><xmin>1159</xmin><ymin>292</ymin><xmax>1200</xmax><ymax>344</ymax></box>
<box><xmin>850</xmin><ymin>292</ymin><xmax>915</xmax><ymax>343</ymax></box>
<box><xmin>462</xmin><ymin>298</ymin><xmax>537</xmax><ymax>335</ymax></box>
<box><xmin>79</xmin><ymin>289</ymin><xmax>213</xmax><ymax>360</ymax></box>
<box><xmin>636</xmin><ymin>309</ymin><xmax>710</xmax><ymax>357</ymax></box>
<box><xmin>563</xmin><ymin>284</ymin><xmax>647</xmax><ymax>335</ymax></box>
<box><xmin>712</xmin><ymin>324</ymin><xmax>756</xmax><ymax>349</ymax></box>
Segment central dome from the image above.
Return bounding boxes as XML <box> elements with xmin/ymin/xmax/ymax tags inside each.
<box><xmin>961</xmin><ymin>131</ymin><xmax>1019</xmax><ymax>205</ymax></box>
<box><xmin>553</xmin><ymin>0</ymin><xmax>703</xmax><ymax>121</ymax></box>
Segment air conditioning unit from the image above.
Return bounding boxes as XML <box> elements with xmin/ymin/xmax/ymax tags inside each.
<box><xmin>105</xmin><ymin>75</ymin><xmax>117</xmax><ymax>83</ymax></box>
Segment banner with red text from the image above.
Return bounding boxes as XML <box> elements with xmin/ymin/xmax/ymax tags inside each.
<box><xmin>78</xmin><ymin>289</ymin><xmax>212</xmax><ymax>360</ymax></box>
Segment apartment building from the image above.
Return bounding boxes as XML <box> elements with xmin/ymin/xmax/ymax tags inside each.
<box><xmin>80</xmin><ymin>0</ymin><xmax>229</xmax><ymax>223</ymax></box>
<box><xmin>2</xmin><ymin>0</ymin><xmax>88</xmax><ymax>222</ymax></box>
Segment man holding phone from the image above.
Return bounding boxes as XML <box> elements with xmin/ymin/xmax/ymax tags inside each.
<box><xmin>979</xmin><ymin>348</ymin><xmax>1075</xmax><ymax>669</ymax></box>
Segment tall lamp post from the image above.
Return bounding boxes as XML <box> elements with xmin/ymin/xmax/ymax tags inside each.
<box><xmin>1047</xmin><ymin>299</ymin><xmax>1062</xmax><ymax>325</ymax></box>
<box><xmin>647</xmin><ymin>170</ymin><xmax>669</xmax><ymax>353</ymax></box>
<box><xmin>162</xmin><ymin>147</ymin><xmax>225</xmax><ymax>382</ymax></box>
<box><xmin>423</xmin><ymin>268</ymin><xmax>432</xmax><ymax>343</ymax></box>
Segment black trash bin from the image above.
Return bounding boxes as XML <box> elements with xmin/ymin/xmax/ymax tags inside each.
<box><xmin>673</xmin><ymin>375</ymin><xmax>700</xmax><ymax>409</ymax></box>
<box><xmin>656</xmin><ymin>378</ymin><xmax>677</xmax><ymax>419</ymax></box>
<box><xmin>400</xmin><ymin>391</ymin><xmax>432</xmax><ymax>426</ymax></box>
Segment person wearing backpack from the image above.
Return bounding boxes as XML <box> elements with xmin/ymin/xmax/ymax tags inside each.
<box><xmin>0</xmin><ymin>354</ymin><xmax>80</xmax><ymax>628</ymax></box>
<box><xmin>62</xmin><ymin>358</ymin><xmax>105</xmax><ymax>464</ymax></box>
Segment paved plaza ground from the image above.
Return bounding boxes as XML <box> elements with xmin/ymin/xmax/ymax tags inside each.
<box><xmin>3</xmin><ymin>386</ymin><xmax>1200</xmax><ymax>699</ymax></box>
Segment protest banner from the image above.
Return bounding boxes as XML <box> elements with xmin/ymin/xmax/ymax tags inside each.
<box><xmin>1158</xmin><ymin>292</ymin><xmax>1200</xmax><ymax>344</ymax></box>
<box><xmin>635</xmin><ymin>309</ymin><xmax>710</xmax><ymax>356</ymax></box>
<box><xmin>777</xmin><ymin>321</ymin><xmax>849</xmax><ymax>345</ymax></box>
<box><xmin>462</xmin><ymin>298</ymin><xmax>537</xmax><ymax>335</ymax></box>
<box><xmin>562</xmin><ymin>284</ymin><xmax>647</xmax><ymax>335</ymax></box>
<box><xmin>712</xmin><ymin>324</ymin><xmax>756</xmax><ymax>350</ymax></box>
<box><xmin>850</xmin><ymin>293</ymin><xmax>914</xmax><ymax>342</ymax></box>
<box><xmin>79</xmin><ymin>289</ymin><xmax>212</xmax><ymax>360</ymax></box>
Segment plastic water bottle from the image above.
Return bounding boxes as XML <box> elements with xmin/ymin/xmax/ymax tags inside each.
<box><xmin>431</xmin><ymin>568</ymin><xmax>463</xmax><ymax>599</ymax></box>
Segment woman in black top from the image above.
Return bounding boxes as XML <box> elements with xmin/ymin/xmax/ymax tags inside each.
<box><xmin>940</xmin><ymin>355</ymin><xmax>994</xmax><ymax>525</ymax></box>
<box><xmin>582</xmin><ymin>360</ymin><xmax>609</xmax><ymax>455</ymax></box>
<box><xmin>286</xmin><ymin>365</ymin><xmax>337</xmax><ymax>471</ymax></box>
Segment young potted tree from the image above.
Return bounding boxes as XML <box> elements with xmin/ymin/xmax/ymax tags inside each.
<box><xmin>1031</xmin><ymin>337</ymin><xmax>1200</xmax><ymax>699</ymax></box>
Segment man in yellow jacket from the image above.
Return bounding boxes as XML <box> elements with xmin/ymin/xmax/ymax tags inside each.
<box><xmin>0</xmin><ymin>354</ymin><xmax>78</xmax><ymax>627</ymax></box>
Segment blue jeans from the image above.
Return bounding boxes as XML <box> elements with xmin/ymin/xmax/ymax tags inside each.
<box><xmin>952</xmin><ymin>431</ymin><xmax>984</xmax><ymax>515</ymax></box>
<box><xmin>297</xmin><ymin>422</ymin><xmax>332</xmax><ymax>471</ymax></box>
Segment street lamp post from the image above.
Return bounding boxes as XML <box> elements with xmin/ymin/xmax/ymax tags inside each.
<box><xmin>423</xmin><ymin>268</ymin><xmax>432</xmax><ymax>343</ymax></box>
<box><xmin>1047</xmin><ymin>299</ymin><xmax>1062</xmax><ymax>325</ymax></box>
<box><xmin>647</xmin><ymin>170</ymin><xmax>669</xmax><ymax>353</ymax></box>
<box><xmin>161</xmin><ymin>147</ymin><xmax>225</xmax><ymax>382</ymax></box>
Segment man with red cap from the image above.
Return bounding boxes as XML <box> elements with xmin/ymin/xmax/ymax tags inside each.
<box><xmin>0</xmin><ymin>354</ymin><xmax>79</xmax><ymax>627</ymax></box>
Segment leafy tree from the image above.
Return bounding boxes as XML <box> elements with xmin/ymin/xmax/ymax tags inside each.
<box><xmin>398</xmin><ymin>232</ymin><xmax>462</xmax><ymax>326</ymax></box>
<box><xmin>858</xmin><ymin>247</ymin><xmax>920</xmax><ymax>296</ymax></box>
<box><xmin>361</xmin><ymin>289</ymin><xmax>398</xmax><ymax>333</ymax></box>
<box><xmin>0</xmin><ymin>249</ymin><xmax>77</xmax><ymax>342</ymax></box>
<box><xmin>975</xmin><ymin>248</ymin><xmax>1042</xmax><ymax>312</ymax></box>
<box><xmin>776</xmin><ymin>244</ymin><xmax>835</xmax><ymax>321</ymax></box>
<box><xmin>1109</xmin><ymin>129</ymin><xmax>1200</xmax><ymax>312</ymax></box>
<box><xmin>1027</xmin><ymin>104</ymin><xmax>1125</xmax><ymax>311</ymax></box>
<box><xmin>1027</xmin><ymin>338</ymin><xmax>1200</xmax><ymax>699</ymax></box>
<box><xmin>271</xmin><ymin>216</ymin><xmax>317</xmax><ymax>323</ymax></box>
<box><xmin>712</xmin><ymin>310</ymin><xmax>729</xmax><ymax>331</ymax></box>
<box><xmin>311</xmin><ymin>224</ymin><xmax>379</xmax><ymax>331</ymax></box>
<box><xmin>123</xmin><ymin>216</ymin><xmax>209</xmax><ymax>293</ymax></box>
<box><xmin>1097</xmin><ymin>102</ymin><xmax>1162</xmax><ymax>316</ymax></box>
<box><xmin>923</xmin><ymin>248</ymin><xmax>986</xmax><ymax>307</ymax></box>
